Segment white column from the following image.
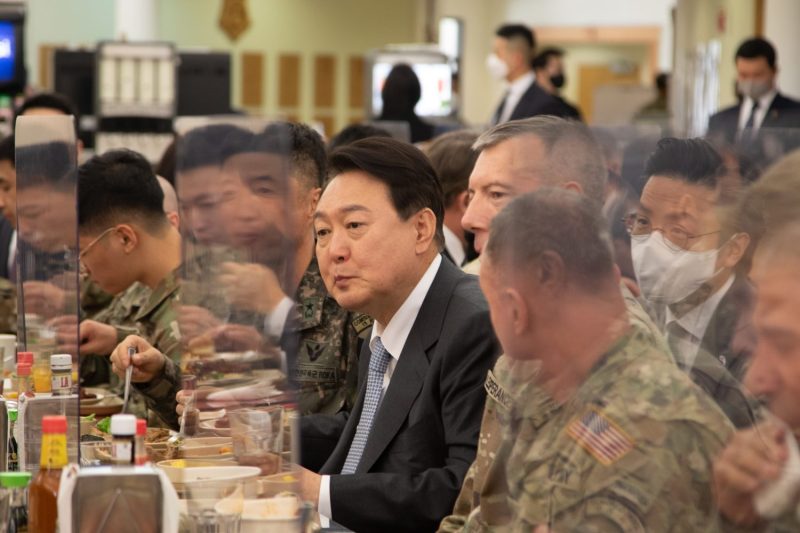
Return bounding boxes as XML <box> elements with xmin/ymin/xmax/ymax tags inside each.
<box><xmin>115</xmin><ymin>0</ymin><xmax>158</xmax><ymax>41</ymax></box>
<box><xmin>765</xmin><ymin>0</ymin><xmax>800</xmax><ymax>98</ymax></box>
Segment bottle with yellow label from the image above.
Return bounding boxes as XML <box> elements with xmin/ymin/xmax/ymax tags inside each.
<box><xmin>28</xmin><ymin>415</ymin><xmax>68</xmax><ymax>533</ymax></box>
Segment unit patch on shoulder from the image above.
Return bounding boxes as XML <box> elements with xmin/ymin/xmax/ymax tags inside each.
<box><xmin>566</xmin><ymin>407</ymin><xmax>634</xmax><ymax>465</ymax></box>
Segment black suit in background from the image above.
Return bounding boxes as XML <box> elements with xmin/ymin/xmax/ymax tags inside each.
<box><xmin>493</xmin><ymin>79</ymin><xmax>571</xmax><ymax>125</ymax></box>
<box><xmin>0</xmin><ymin>219</ymin><xmax>13</xmax><ymax>279</ymax></box>
<box><xmin>682</xmin><ymin>275</ymin><xmax>760</xmax><ymax>429</ymax></box>
<box><xmin>707</xmin><ymin>93</ymin><xmax>800</xmax><ymax>167</ymax></box>
<box><xmin>301</xmin><ymin>259</ymin><xmax>500</xmax><ymax>533</ymax></box>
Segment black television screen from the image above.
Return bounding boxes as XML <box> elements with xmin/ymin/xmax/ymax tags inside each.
<box><xmin>0</xmin><ymin>9</ymin><xmax>25</xmax><ymax>94</ymax></box>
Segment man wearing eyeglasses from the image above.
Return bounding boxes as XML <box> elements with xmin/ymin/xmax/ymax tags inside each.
<box><xmin>629</xmin><ymin>137</ymin><xmax>758</xmax><ymax>427</ymax></box>
<box><xmin>73</xmin><ymin>150</ymin><xmax>183</xmax><ymax>421</ymax></box>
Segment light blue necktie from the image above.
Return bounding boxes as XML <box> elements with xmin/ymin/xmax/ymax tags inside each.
<box><xmin>341</xmin><ymin>337</ymin><xmax>392</xmax><ymax>474</ymax></box>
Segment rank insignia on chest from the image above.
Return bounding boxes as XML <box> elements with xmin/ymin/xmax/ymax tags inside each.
<box><xmin>566</xmin><ymin>407</ymin><xmax>634</xmax><ymax>466</ymax></box>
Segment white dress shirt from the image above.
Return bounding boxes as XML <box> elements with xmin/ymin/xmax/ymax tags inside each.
<box><xmin>497</xmin><ymin>71</ymin><xmax>536</xmax><ymax>124</ymax></box>
<box><xmin>318</xmin><ymin>254</ymin><xmax>443</xmax><ymax>520</ymax></box>
<box><xmin>443</xmin><ymin>226</ymin><xmax>465</xmax><ymax>267</ymax></box>
<box><xmin>737</xmin><ymin>88</ymin><xmax>778</xmax><ymax>134</ymax></box>
<box><xmin>664</xmin><ymin>274</ymin><xmax>735</xmax><ymax>368</ymax></box>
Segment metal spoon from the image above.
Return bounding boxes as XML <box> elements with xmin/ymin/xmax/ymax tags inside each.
<box><xmin>121</xmin><ymin>346</ymin><xmax>134</xmax><ymax>414</ymax></box>
<box><xmin>167</xmin><ymin>375</ymin><xmax>198</xmax><ymax>453</ymax></box>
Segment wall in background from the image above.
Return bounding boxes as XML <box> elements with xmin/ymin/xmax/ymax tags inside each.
<box><xmin>156</xmin><ymin>0</ymin><xmax>421</xmax><ymax>135</ymax></box>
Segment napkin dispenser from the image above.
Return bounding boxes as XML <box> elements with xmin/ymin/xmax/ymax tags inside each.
<box><xmin>60</xmin><ymin>465</ymin><xmax>173</xmax><ymax>533</ymax></box>
<box><xmin>18</xmin><ymin>394</ymin><xmax>79</xmax><ymax>473</ymax></box>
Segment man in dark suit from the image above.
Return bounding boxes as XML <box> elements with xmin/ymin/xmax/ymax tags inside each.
<box><xmin>630</xmin><ymin>137</ymin><xmax>758</xmax><ymax>427</ymax></box>
<box><xmin>531</xmin><ymin>47</ymin><xmax>583</xmax><ymax>121</ymax></box>
<box><xmin>0</xmin><ymin>135</ymin><xmax>16</xmax><ymax>280</ymax></box>
<box><xmin>487</xmin><ymin>24</ymin><xmax>565</xmax><ymax>125</ymax></box>
<box><xmin>707</xmin><ymin>37</ymin><xmax>800</xmax><ymax>156</ymax></box>
<box><xmin>300</xmin><ymin>137</ymin><xmax>500</xmax><ymax>532</ymax></box>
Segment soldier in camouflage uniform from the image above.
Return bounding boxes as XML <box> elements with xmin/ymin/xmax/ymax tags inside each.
<box><xmin>444</xmin><ymin>189</ymin><xmax>732</xmax><ymax>532</ymax></box>
<box><xmin>293</xmin><ymin>257</ymin><xmax>371</xmax><ymax>415</ymax></box>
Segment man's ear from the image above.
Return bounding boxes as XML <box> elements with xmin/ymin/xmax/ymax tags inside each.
<box><xmin>720</xmin><ymin>232</ymin><xmax>751</xmax><ymax>270</ymax></box>
<box><xmin>535</xmin><ymin>250</ymin><xmax>567</xmax><ymax>293</ymax></box>
<box><xmin>504</xmin><ymin>287</ymin><xmax>529</xmax><ymax>336</ymax></box>
<box><xmin>116</xmin><ymin>224</ymin><xmax>139</xmax><ymax>253</ymax></box>
<box><xmin>414</xmin><ymin>207</ymin><xmax>438</xmax><ymax>254</ymax></box>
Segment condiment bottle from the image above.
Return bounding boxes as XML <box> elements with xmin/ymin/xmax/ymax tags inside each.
<box><xmin>181</xmin><ymin>375</ymin><xmax>199</xmax><ymax>437</ymax></box>
<box><xmin>15</xmin><ymin>364</ymin><xmax>32</xmax><ymax>399</ymax></box>
<box><xmin>110</xmin><ymin>414</ymin><xmax>136</xmax><ymax>465</ymax></box>
<box><xmin>135</xmin><ymin>419</ymin><xmax>148</xmax><ymax>466</ymax></box>
<box><xmin>29</xmin><ymin>415</ymin><xmax>68</xmax><ymax>533</ymax></box>
<box><xmin>0</xmin><ymin>471</ymin><xmax>32</xmax><ymax>532</ymax></box>
<box><xmin>31</xmin><ymin>352</ymin><xmax>52</xmax><ymax>394</ymax></box>
<box><xmin>48</xmin><ymin>355</ymin><xmax>72</xmax><ymax>396</ymax></box>
<box><xmin>7</xmin><ymin>408</ymin><xmax>18</xmax><ymax>471</ymax></box>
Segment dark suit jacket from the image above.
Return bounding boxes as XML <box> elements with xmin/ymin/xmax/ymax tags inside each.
<box><xmin>493</xmin><ymin>79</ymin><xmax>566</xmax><ymax>124</ymax></box>
<box><xmin>707</xmin><ymin>93</ymin><xmax>800</xmax><ymax>157</ymax></box>
<box><xmin>301</xmin><ymin>259</ymin><xmax>500</xmax><ymax>532</ymax></box>
<box><xmin>0</xmin><ymin>219</ymin><xmax>13</xmax><ymax>279</ymax></box>
<box><xmin>685</xmin><ymin>275</ymin><xmax>759</xmax><ymax>428</ymax></box>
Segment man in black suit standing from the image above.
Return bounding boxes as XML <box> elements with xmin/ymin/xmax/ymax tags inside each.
<box><xmin>487</xmin><ymin>24</ymin><xmax>564</xmax><ymax>125</ymax></box>
<box><xmin>300</xmin><ymin>137</ymin><xmax>500</xmax><ymax>532</ymax></box>
<box><xmin>707</xmin><ymin>38</ymin><xmax>800</xmax><ymax>149</ymax></box>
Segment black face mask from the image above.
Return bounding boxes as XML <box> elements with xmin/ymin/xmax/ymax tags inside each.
<box><xmin>550</xmin><ymin>73</ymin><xmax>565</xmax><ymax>89</ymax></box>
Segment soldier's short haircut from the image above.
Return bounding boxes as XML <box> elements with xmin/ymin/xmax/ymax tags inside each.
<box><xmin>473</xmin><ymin>116</ymin><xmax>608</xmax><ymax>204</ymax></box>
<box><xmin>486</xmin><ymin>187</ymin><xmax>614</xmax><ymax>292</ymax></box>
<box><xmin>328</xmin><ymin>136</ymin><xmax>445</xmax><ymax>248</ymax></box>
<box><xmin>176</xmin><ymin>124</ymin><xmax>252</xmax><ymax>173</ymax></box>
<box><xmin>424</xmin><ymin>129</ymin><xmax>479</xmax><ymax>207</ymax></box>
<box><xmin>78</xmin><ymin>149</ymin><xmax>167</xmax><ymax>235</ymax></box>
<box><xmin>264</xmin><ymin>121</ymin><xmax>327</xmax><ymax>189</ymax></box>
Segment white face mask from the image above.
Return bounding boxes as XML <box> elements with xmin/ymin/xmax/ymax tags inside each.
<box><xmin>631</xmin><ymin>231</ymin><xmax>720</xmax><ymax>305</ymax></box>
<box><xmin>738</xmin><ymin>79</ymin><xmax>772</xmax><ymax>100</ymax></box>
<box><xmin>486</xmin><ymin>53</ymin><xmax>509</xmax><ymax>81</ymax></box>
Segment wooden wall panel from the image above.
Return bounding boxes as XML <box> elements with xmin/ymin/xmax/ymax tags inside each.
<box><xmin>349</xmin><ymin>56</ymin><xmax>365</xmax><ymax>109</ymax></box>
<box><xmin>314</xmin><ymin>55</ymin><xmax>336</xmax><ymax>108</ymax></box>
<box><xmin>241</xmin><ymin>52</ymin><xmax>264</xmax><ymax>108</ymax></box>
<box><xmin>278</xmin><ymin>54</ymin><xmax>301</xmax><ymax>109</ymax></box>
<box><xmin>314</xmin><ymin>115</ymin><xmax>335</xmax><ymax>137</ymax></box>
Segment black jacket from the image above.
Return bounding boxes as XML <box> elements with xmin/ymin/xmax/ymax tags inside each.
<box><xmin>493</xmin><ymin>79</ymin><xmax>567</xmax><ymax>124</ymax></box>
<box><xmin>301</xmin><ymin>259</ymin><xmax>500</xmax><ymax>532</ymax></box>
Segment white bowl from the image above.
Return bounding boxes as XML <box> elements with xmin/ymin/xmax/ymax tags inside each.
<box><xmin>171</xmin><ymin>465</ymin><xmax>261</xmax><ymax>486</ymax></box>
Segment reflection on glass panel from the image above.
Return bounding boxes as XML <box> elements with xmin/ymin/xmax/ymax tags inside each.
<box><xmin>14</xmin><ymin>115</ymin><xmax>80</xmax><ymax>473</ymax></box>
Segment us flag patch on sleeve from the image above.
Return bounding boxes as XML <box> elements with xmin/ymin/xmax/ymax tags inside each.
<box><xmin>566</xmin><ymin>407</ymin><xmax>634</xmax><ymax>465</ymax></box>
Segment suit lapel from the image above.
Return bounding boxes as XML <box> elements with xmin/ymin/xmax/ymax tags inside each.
<box><xmin>353</xmin><ymin>260</ymin><xmax>462</xmax><ymax>472</ymax></box>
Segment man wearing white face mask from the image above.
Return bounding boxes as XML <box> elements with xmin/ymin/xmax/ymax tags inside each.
<box><xmin>487</xmin><ymin>24</ymin><xmax>563</xmax><ymax>125</ymax></box>
<box><xmin>629</xmin><ymin>137</ymin><xmax>759</xmax><ymax>428</ymax></box>
<box><xmin>707</xmin><ymin>37</ymin><xmax>800</xmax><ymax>146</ymax></box>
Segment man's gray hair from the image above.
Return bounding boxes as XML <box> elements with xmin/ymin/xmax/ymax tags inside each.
<box><xmin>473</xmin><ymin>116</ymin><xmax>608</xmax><ymax>203</ymax></box>
<box><xmin>485</xmin><ymin>187</ymin><xmax>615</xmax><ymax>292</ymax></box>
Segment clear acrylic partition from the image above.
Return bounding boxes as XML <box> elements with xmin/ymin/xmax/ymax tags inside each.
<box><xmin>173</xmin><ymin>118</ymin><xmax>301</xmax><ymax>531</ymax></box>
<box><xmin>14</xmin><ymin>115</ymin><xmax>80</xmax><ymax>472</ymax></box>
<box><xmin>487</xmin><ymin>124</ymin><xmax>800</xmax><ymax>529</ymax></box>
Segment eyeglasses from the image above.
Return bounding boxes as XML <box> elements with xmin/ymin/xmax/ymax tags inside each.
<box><xmin>78</xmin><ymin>227</ymin><xmax>117</xmax><ymax>277</ymax></box>
<box><xmin>623</xmin><ymin>213</ymin><xmax>720</xmax><ymax>252</ymax></box>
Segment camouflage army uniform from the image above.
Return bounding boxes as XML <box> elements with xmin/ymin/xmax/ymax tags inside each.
<box><xmin>438</xmin><ymin>284</ymin><xmax>674</xmax><ymax>532</ymax></box>
<box><xmin>122</xmin><ymin>271</ymin><xmax>182</xmax><ymax>428</ymax></box>
<box><xmin>80</xmin><ymin>278</ymin><xmax>115</xmax><ymax>320</ymax></box>
<box><xmin>292</xmin><ymin>257</ymin><xmax>370</xmax><ymax>415</ymax></box>
<box><xmin>501</xmin><ymin>324</ymin><xmax>732</xmax><ymax>532</ymax></box>
<box><xmin>80</xmin><ymin>282</ymin><xmax>151</xmax><ymax>387</ymax></box>
<box><xmin>0</xmin><ymin>277</ymin><xmax>15</xmax><ymax>334</ymax></box>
